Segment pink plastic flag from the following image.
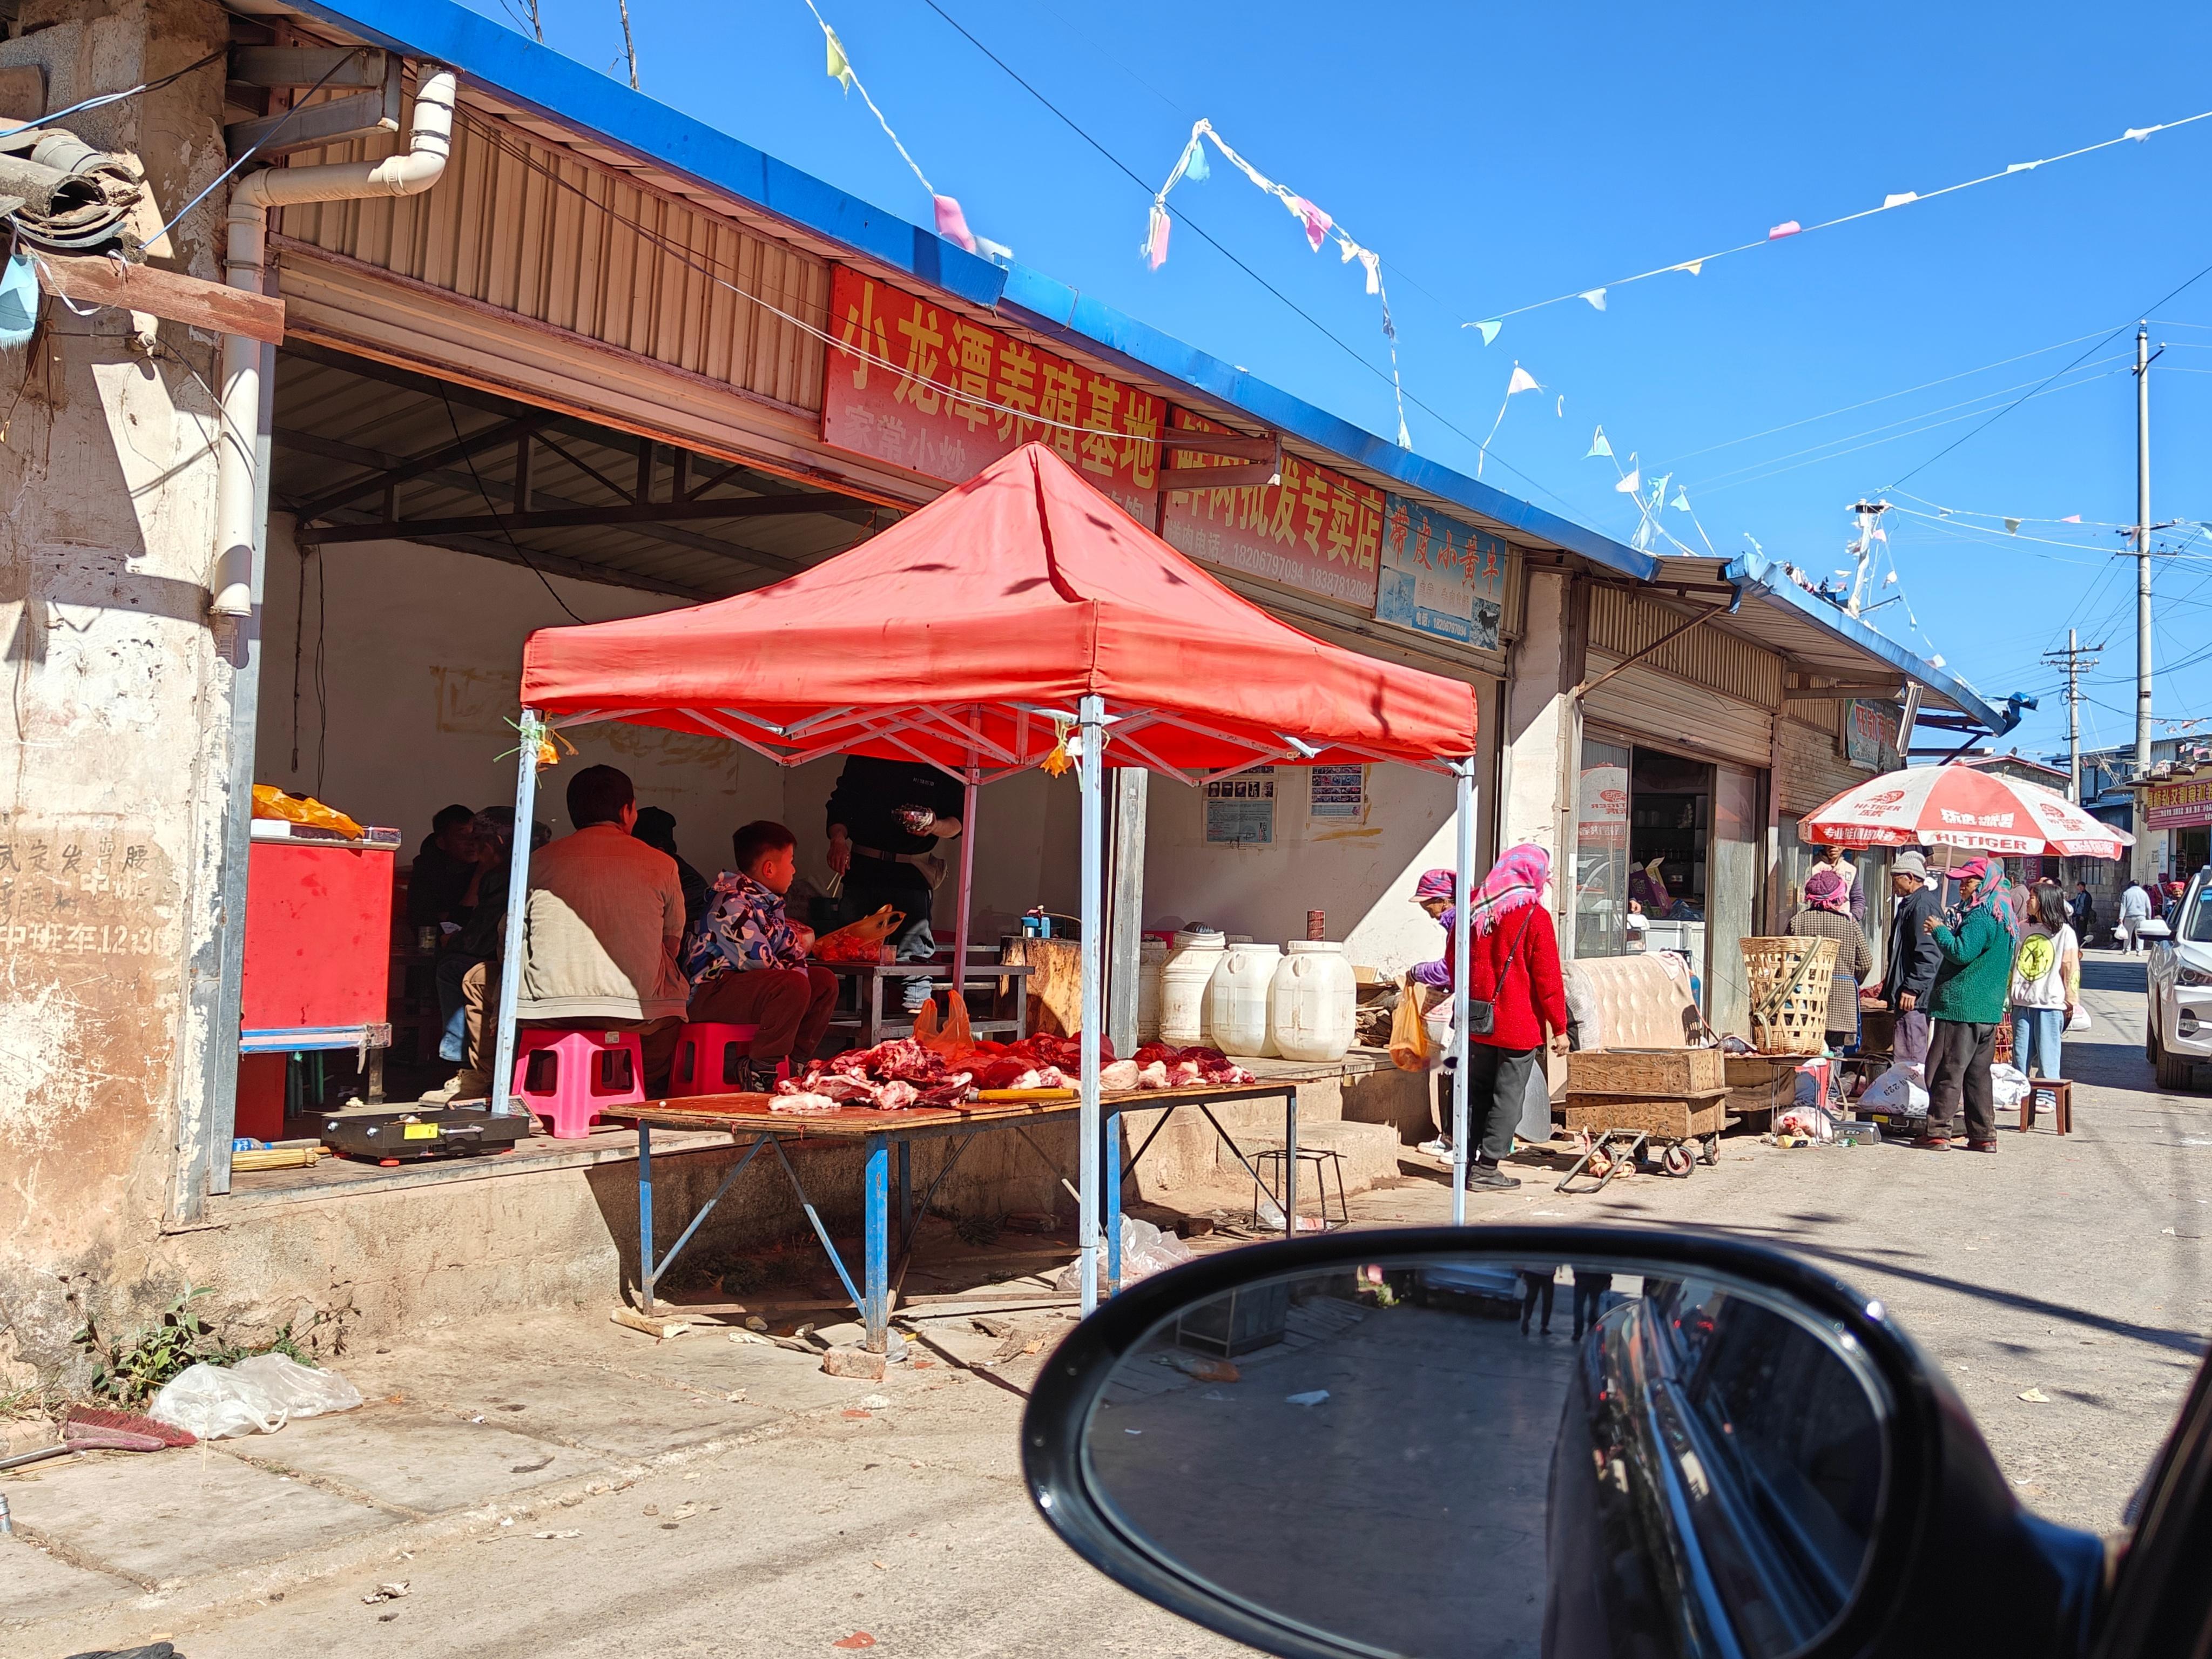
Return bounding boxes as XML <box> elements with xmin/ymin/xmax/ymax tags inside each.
<box><xmin>1290</xmin><ymin>195</ymin><xmax>1332</xmax><ymax>252</ymax></box>
<box><xmin>1143</xmin><ymin>204</ymin><xmax>1171</xmax><ymax>271</ymax></box>
<box><xmin>1768</xmin><ymin>220</ymin><xmax>1802</xmax><ymax>240</ymax></box>
<box><xmin>933</xmin><ymin>195</ymin><xmax>978</xmax><ymax>253</ymax></box>
<box><xmin>2060</xmin><ymin>514</ymin><xmax>2082</xmax><ymax>523</ymax></box>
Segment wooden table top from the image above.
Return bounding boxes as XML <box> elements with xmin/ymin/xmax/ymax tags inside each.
<box><xmin>609</xmin><ymin>1078</ymin><xmax>1289</xmax><ymax>1139</ymax></box>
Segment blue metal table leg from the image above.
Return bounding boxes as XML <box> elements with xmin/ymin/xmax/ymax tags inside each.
<box><xmin>1104</xmin><ymin>1108</ymin><xmax>1123</xmax><ymax>1296</ymax></box>
<box><xmin>898</xmin><ymin>1138</ymin><xmax>913</xmax><ymax>1254</ymax></box>
<box><xmin>864</xmin><ymin>1132</ymin><xmax>890</xmax><ymax>1353</ymax></box>
<box><xmin>638</xmin><ymin>1122</ymin><xmax>656</xmax><ymax>1316</ymax></box>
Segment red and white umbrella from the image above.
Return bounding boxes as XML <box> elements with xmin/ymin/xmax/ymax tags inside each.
<box><xmin>1803</xmin><ymin>763</ymin><xmax>2134</xmax><ymax>859</ymax></box>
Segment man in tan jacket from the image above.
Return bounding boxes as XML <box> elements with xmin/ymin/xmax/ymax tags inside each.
<box><xmin>447</xmin><ymin>764</ymin><xmax>689</xmax><ymax>1101</ymax></box>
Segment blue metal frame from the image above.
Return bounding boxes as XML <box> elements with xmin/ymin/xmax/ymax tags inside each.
<box><xmin>239</xmin><ymin>1024</ymin><xmax>382</xmax><ymax>1053</ymax></box>
<box><xmin>1102</xmin><ymin>1088</ymin><xmax>1298</xmax><ymax>1294</ymax></box>
<box><xmin>1724</xmin><ymin>552</ymin><xmax>2018</xmax><ymax>736</ymax></box>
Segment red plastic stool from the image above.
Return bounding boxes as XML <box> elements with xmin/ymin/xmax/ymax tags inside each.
<box><xmin>512</xmin><ymin>1028</ymin><xmax>646</xmax><ymax>1138</ymax></box>
<box><xmin>669</xmin><ymin>1022</ymin><xmax>789</xmax><ymax>1095</ymax></box>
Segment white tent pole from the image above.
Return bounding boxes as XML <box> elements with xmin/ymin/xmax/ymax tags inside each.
<box><xmin>1077</xmin><ymin>693</ymin><xmax>1105</xmax><ymax>1314</ymax></box>
<box><xmin>489</xmin><ymin>708</ymin><xmax>542</xmax><ymax>1116</ymax></box>
<box><xmin>1451</xmin><ymin>758</ymin><xmax>1474</xmax><ymax>1224</ymax></box>
<box><xmin>952</xmin><ymin>767</ymin><xmax>979</xmax><ymax>1008</ymax></box>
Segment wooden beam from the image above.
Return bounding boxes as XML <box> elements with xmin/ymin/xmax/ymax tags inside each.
<box><xmin>35</xmin><ymin>254</ymin><xmax>285</xmax><ymax>345</ymax></box>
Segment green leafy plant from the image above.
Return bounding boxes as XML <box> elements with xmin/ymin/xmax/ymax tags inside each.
<box><xmin>73</xmin><ymin>1291</ymin><xmax>322</xmax><ymax>1406</ymax></box>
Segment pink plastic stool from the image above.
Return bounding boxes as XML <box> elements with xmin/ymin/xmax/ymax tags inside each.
<box><xmin>670</xmin><ymin>1022</ymin><xmax>788</xmax><ymax>1095</ymax></box>
<box><xmin>512</xmin><ymin>1027</ymin><xmax>646</xmax><ymax>1138</ymax></box>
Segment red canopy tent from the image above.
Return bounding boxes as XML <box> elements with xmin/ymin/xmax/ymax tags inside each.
<box><xmin>493</xmin><ymin>444</ymin><xmax>1485</xmax><ymax>1310</ymax></box>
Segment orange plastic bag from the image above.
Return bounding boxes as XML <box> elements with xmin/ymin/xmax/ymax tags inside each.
<box><xmin>812</xmin><ymin>905</ymin><xmax>905</xmax><ymax>964</ymax></box>
<box><xmin>251</xmin><ymin>784</ymin><xmax>366</xmax><ymax>841</ymax></box>
<box><xmin>1388</xmin><ymin>974</ymin><xmax>1431</xmax><ymax>1073</ymax></box>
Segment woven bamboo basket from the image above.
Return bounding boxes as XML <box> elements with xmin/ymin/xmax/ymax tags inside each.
<box><xmin>1742</xmin><ymin>936</ymin><xmax>1839</xmax><ymax>1055</ymax></box>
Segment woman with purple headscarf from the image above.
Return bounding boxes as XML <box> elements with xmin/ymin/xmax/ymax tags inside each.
<box><xmin>1407</xmin><ymin>845</ymin><xmax>1569</xmax><ymax>1191</ymax></box>
<box><xmin>1788</xmin><ymin>864</ymin><xmax>1874</xmax><ymax>1053</ymax></box>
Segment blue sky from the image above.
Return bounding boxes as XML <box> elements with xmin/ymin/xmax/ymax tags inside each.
<box><xmin>468</xmin><ymin>0</ymin><xmax>2212</xmax><ymax>764</ymax></box>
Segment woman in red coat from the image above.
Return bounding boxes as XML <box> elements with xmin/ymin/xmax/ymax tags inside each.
<box><xmin>1412</xmin><ymin>844</ymin><xmax>1571</xmax><ymax>1191</ymax></box>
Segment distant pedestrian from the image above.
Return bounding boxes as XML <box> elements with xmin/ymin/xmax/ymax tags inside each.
<box><xmin>1918</xmin><ymin>856</ymin><xmax>2018</xmax><ymax>1152</ymax></box>
<box><xmin>2071</xmin><ymin>881</ymin><xmax>2097</xmax><ymax>943</ymax></box>
<box><xmin>2010</xmin><ymin>882</ymin><xmax>2080</xmax><ymax>1080</ymax></box>
<box><xmin>2119</xmin><ymin>880</ymin><xmax>2154</xmax><ymax>954</ymax></box>
<box><xmin>1789</xmin><ymin>868</ymin><xmax>1874</xmax><ymax>1053</ymax></box>
<box><xmin>1880</xmin><ymin>851</ymin><xmax>1944</xmax><ymax>1069</ymax></box>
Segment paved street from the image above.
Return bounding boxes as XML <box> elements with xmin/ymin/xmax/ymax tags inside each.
<box><xmin>5</xmin><ymin>951</ymin><xmax>2207</xmax><ymax>1658</ymax></box>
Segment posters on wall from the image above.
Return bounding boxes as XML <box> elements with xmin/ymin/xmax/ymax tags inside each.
<box><xmin>1373</xmin><ymin>495</ymin><xmax>1509</xmax><ymax>650</ymax></box>
<box><xmin>820</xmin><ymin>265</ymin><xmax>1164</xmax><ymax>521</ymax></box>
<box><xmin>1576</xmin><ymin>763</ymin><xmax>1629</xmax><ymax>847</ymax></box>
<box><xmin>1204</xmin><ymin>766</ymin><xmax>1276</xmax><ymax>844</ymax></box>
<box><xmin>1158</xmin><ymin>412</ymin><xmax>1383</xmax><ymax>609</ymax></box>
<box><xmin>1307</xmin><ymin>764</ymin><xmax>1367</xmax><ymax>822</ymax></box>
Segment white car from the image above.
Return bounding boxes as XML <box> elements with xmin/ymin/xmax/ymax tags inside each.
<box><xmin>2147</xmin><ymin>871</ymin><xmax>2212</xmax><ymax>1090</ymax></box>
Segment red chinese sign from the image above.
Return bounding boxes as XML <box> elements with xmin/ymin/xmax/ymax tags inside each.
<box><xmin>2146</xmin><ymin>779</ymin><xmax>2212</xmax><ymax>830</ymax></box>
<box><xmin>820</xmin><ymin>265</ymin><xmax>1163</xmax><ymax>521</ymax></box>
<box><xmin>1158</xmin><ymin>411</ymin><xmax>1383</xmax><ymax>609</ymax></box>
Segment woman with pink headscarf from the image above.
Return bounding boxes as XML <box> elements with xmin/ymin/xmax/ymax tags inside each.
<box><xmin>1408</xmin><ymin>845</ymin><xmax>1569</xmax><ymax>1192</ymax></box>
<box><xmin>1788</xmin><ymin>865</ymin><xmax>1875</xmax><ymax>1051</ymax></box>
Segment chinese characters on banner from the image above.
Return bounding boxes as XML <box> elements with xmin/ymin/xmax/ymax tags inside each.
<box><xmin>1373</xmin><ymin>495</ymin><xmax>1509</xmax><ymax>650</ymax></box>
<box><xmin>1203</xmin><ymin>767</ymin><xmax>1276</xmax><ymax>844</ymax></box>
<box><xmin>1843</xmin><ymin>699</ymin><xmax>1904</xmax><ymax>773</ymax></box>
<box><xmin>2145</xmin><ymin>779</ymin><xmax>2212</xmax><ymax>830</ymax></box>
<box><xmin>1158</xmin><ymin>411</ymin><xmax>1382</xmax><ymax>609</ymax></box>
<box><xmin>820</xmin><ymin>265</ymin><xmax>1163</xmax><ymax>521</ymax></box>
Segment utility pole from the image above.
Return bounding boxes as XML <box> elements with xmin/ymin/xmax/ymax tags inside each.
<box><xmin>2042</xmin><ymin>631</ymin><xmax>2102</xmax><ymax>802</ymax></box>
<box><xmin>2135</xmin><ymin>323</ymin><xmax>2153</xmax><ymax>780</ymax></box>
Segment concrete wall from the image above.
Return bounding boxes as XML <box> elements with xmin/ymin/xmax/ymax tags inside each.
<box><xmin>0</xmin><ymin>0</ymin><xmax>238</xmax><ymax>1387</ymax></box>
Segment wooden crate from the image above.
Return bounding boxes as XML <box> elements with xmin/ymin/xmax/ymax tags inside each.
<box><xmin>1725</xmin><ymin>1054</ymin><xmax>1798</xmax><ymax>1088</ymax></box>
<box><xmin>1569</xmin><ymin>1047</ymin><xmax>1725</xmax><ymax>1097</ymax></box>
<box><xmin>1562</xmin><ymin>1090</ymin><xmax>1729</xmax><ymax>1140</ymax></box>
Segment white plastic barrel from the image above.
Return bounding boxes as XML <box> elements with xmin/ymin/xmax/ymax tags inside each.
<box><xmin>1268</xmin><ymin>940</ymin><xmax>1357</xmax><ymax>1062</ymax></box>
<box><xmin>1159</xmin><ymin>929</ymin><xmax>1225</xmax><ymax>1047</ymax></box>
<box><xmin>1135</xmin><ymin>938</ymin><xmax>1167</xmax><ymax>1043</ymax></box>
<box><xmin>1204</xmin><ymin>942</ymin><xmax>1282</xmax><ymax>1057</ymax></box>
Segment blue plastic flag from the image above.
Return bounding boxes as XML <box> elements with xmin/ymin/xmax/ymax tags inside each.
<box><xmin>0</xmin><ymin>254</ymin><xmax>37</xmax><ymax>350</ymax></box>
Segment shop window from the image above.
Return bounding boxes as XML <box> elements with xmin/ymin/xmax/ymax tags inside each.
<box><xmin>1574</xmin><ymin>738</ymin><xmax>1630</xmax><ymax>959</ymax></box>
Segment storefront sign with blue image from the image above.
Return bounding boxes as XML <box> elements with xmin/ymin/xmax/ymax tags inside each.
<box><xmin>1373</xmin><ymin>495</ymin><xmax>1509</xmax><ymax>650</ymax></box>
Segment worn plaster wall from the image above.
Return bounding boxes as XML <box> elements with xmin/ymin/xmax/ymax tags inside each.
<box><xmin>0</xmin><ymin>0</ymin><xmax>235</xmax><ymax>1386</ymax></box>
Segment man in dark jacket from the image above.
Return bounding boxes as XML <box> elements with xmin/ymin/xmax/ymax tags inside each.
<box><xmin>1879</xmin><ymin>850</ymin><xmax>1944</xmax><ymax>1069</ymax></box>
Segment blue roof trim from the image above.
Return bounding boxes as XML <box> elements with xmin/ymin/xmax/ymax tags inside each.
<box><xmin>1724</xmin><ymin>552</ymin><xmax>2014</xmax><ymax>734</ymax></box>
<box><xmin>285</xmin><ymin>0</ymin><xmax>1009</xmax><ymax>309</ymax></box>
<box><xmin>288</xmin><ymin>0</ymin><xmax>1656</xmax><ymax>583</ymax></box>
<box><xmin>997</xmin><ymin>266</ymin><xmax>1657</xmax><ymax>579</ymax></box>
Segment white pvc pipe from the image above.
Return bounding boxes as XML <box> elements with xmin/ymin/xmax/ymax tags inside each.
<box><xmin>1451</xmin><ymin>759</ymin><xmax>1474</xmax><ymax>1224</ymax></box>
<box><xmin>211</xmin><ymin>66</ymin><xmax>457</xmax><ymax>615</ymax></box>
<box><xmin>1077</xmin><ymin>694</ymin><xmax>1105</xmax><ymax>1312</ymax></box>
<box><xmin>488</xmin><ymin>709</ymin><xmax>542</xmax><ymax>1114</ymax></box>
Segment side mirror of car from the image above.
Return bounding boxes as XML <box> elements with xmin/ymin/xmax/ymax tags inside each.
<box><xmin>1023</xmin><ymin>1227</ymin><xmax>2106</xmax><ymax>1659</ymax></box>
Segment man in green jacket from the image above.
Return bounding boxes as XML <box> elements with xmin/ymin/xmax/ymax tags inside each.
<box><xmin>1918</xmin><ymin>855</ymin><xmax>2013</xmax><ymax>1152</ymax></box>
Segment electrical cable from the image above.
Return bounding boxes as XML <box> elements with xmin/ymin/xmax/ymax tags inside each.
<box><xmin>1883</xmin><ymin>254</ymin><xmax>2212</xmax><ymax>489</ymax></box>
<box><xmin>18</xmin><ymin>46</ymin><xmax>227</xmax><ymax>131</ymax></box>
<box><xmin>145</xmin><ymin>50</ymin><xmax>367</xmax><ymax>252</ymax></box>
<box><xmin>433</xmin><ymin>384</ymin><xmax>588</xmax><ymax>624</ymax></box>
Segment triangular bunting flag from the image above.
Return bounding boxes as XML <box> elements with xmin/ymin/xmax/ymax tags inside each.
<box><xmin>825</xmin><ymin>24</ymin><xmax>855</xmax><ymax>91</ymax></box>
<box><xmin>1580</xmin><ymin>288</ymin><xmax>1607</xmax><ymax>310</ymax></box>
<box><xmin>1615</xmin><ymin>467</ymin><xmax>1642</xmax><ymax>495</ymax></box>
<box><xmin>1670</xmin><ymin>489</ymin><xmax>1691</xmax><ymax>511</ymax></box>
<box><xmin>2060</xmin><ymin>514</ymin><xmax>2082</xmax><ymax>523</ymax></box>
<box><xmin>1471</xmin><ymin>319</ymin><xmax>1501</xmax><ymax>345</ymax></box>
<box><xmin>1356</xmin><ymin>247</ymin><xmax>1381</xmax><ymax>296</ymax></box>
<box><xmin>1768</xmin><ymin>220</ymin><xmax>1802</xmax><ymax>240</ymax></box>
<box><xmin>1143</xmin><ymin>203</ymin><xmax>1171</xmax><ymax>270</ymax></box>
<box><xmin>2005</xmin><ymin>518</ymin><xmax>2022</xmax><ymax>534</ymax></box>
<box><xmin>1290</xmin><ymin>195</ymin><xmax>1332</xmax><ymax>252</ymax></box>
<box><xmin>2006</xmin><ymin>160</ymin><xmax>2038</xmax><ymax>173</ymax></box>
<box><xmin>1882</xmin><ymin>192</ymin><xmax>1918</xmax><ymax>208</ymax></box>
<box><xmin>1676</xmin><ymin>260</ymin><xmax>1703</xmax><ymax>275</ymax></box>
<box><xmin>933</xmin><ymin>195</ymin><xmax>977</xmax><ymax>253</ymax></box>
<box><xmin>2125</xmin><ymin>126</ymin><xmax>2154</xmax><ymax>142</ymax></box>
<box><xmin>1507</xmin><ymin>364</ymin><xmax>1539</xmax><ymax>395</ymax></box>
<box><xmin>1586</xmin><ymin>426</ymin><xmax>1613</xmax><ymax>459</ymax></box>
<box><xmin>1182</xmin><ymin>135</ymin><xmax>1210</xmax><ymax>183</ymax></box>
<box><xmin>1871</xmin><ymin>525</ymin><xmax>1887</xmax><ymax>541</ymax></box>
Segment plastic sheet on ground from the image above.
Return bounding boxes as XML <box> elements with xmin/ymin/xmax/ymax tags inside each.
<box><xmin>1054</xmin><ymin>1217</ymin><xmax>1195</xmax><ymax>1293</ymax></box>
<box><xmin>148</xmin><ymin>1353</ymin><xmax>363</xmax><ymax>1440</ymax></box>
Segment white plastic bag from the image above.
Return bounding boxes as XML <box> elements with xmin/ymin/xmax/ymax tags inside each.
<box><xmin>1776</xmin><ymin>1102</ymin><xmax>1838</xmax><ymax>1142</ymax></box>
<box><xmin>1989</xmin><ymin>1062</ymin><xmax>2031</xmax><ymax>1111</ymax></box>
<box><xmin>149</xmin><ymin>1354</ymin><xmax>361</xmax><ymax>1440</ymax></box>
<box><xmin>2066</xmin><ymin>1004</ymin><xmax>2092</xmax><ymax>1033</ymax></box>
<box><xmin>1054</xmin><ymin>1217</ymin><xmax>1196</xmax><ymax>1293</ymax></box>
<box><xmin>1861</xmin><ymin>1063</ymin><xmax>1929</xmax><ymax>1115</ymax></box>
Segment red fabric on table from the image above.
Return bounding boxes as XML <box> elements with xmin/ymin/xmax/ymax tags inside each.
<box><xmin>1461</xmin><ymin>909</ymin><xmax>1569</xmax><ymax>1051</ymax></box>
<box><xmin>517</xmin><ymin>444</ymin><xmax>1478</xmax><ymax>773</ymax></box>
